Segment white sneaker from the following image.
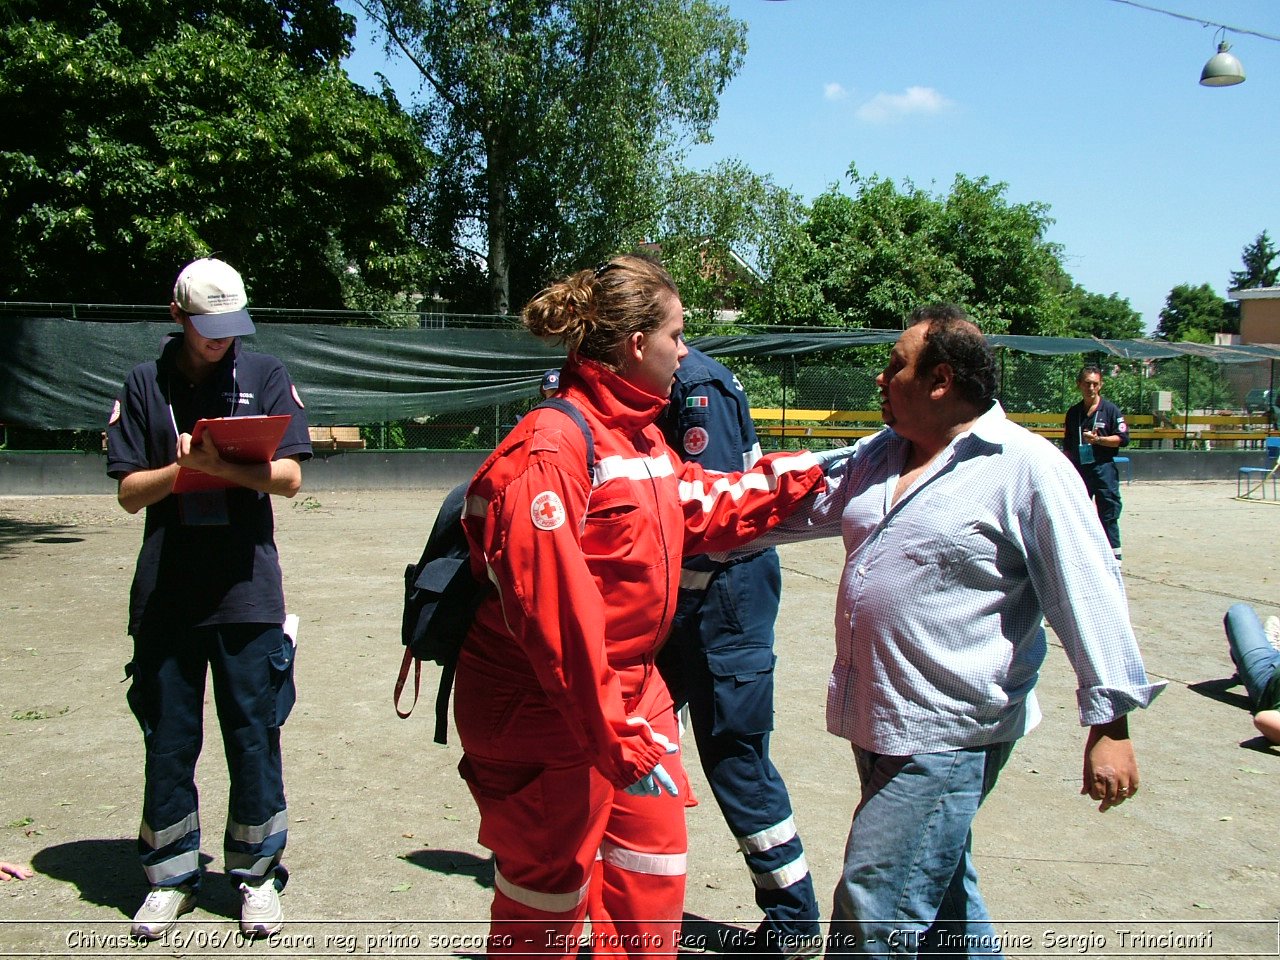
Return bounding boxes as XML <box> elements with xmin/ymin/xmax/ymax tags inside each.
<box><xmin>130</xmin><ymin>885</ymin><xmax>195</xmax><ymax>940</ymax></box>
<box><xmin>1265</xmin><ymin>615</ymin><xmax>1280</xmax><ymax>652</ymax></box>
<box><xmin>239</xmin><ymin>879</ymin><xmax>283</xmax><ymax>937</ymax></box>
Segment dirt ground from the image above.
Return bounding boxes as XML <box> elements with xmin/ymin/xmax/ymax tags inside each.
<box><xmin>1</xmin><ymin>480</ymin><xmax>1279</xmax><ymax>958</ymax></box>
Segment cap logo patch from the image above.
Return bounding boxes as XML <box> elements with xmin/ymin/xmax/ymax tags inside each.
<box><xmin>682</xmin><ymin>426</ymin><xmax>710</xmax><ymax>456</ymax></box>
<box><xmin>531</xmin><ymin>491</ymin><xmax>566</xmax><ymax>531</ymax></box>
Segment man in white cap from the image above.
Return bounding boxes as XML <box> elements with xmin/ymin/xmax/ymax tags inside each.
<box><xmin>105</xmin><ymin>257</ymin><xmax>312</xmax><ymax>941</ymax></box>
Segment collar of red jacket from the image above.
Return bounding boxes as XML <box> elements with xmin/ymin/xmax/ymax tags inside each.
<box><xmin>561</xmin><ymin>355</ymin><xmax>667</xmax><ymax>436</ymax></box>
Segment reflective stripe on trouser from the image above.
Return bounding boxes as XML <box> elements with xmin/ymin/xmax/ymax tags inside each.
<box><xmin>455</xmin><ymin>665</ymin><xmax>686</xmax><ymax>958</ymax></box>
<box><xmin>126</xmin><ymin>623</ymin><xmax>293</xmax><ymax>891</ymax></box>
<box><xmin>738</xmin><ymin>816</ymin><xmax>812</xmax><ymax>891</ymax></box>
<box><xmin>586</xmin><ymin>803</ymin><xmax>688</xmax><ymax>960</ymax></box>
<box><xmin>139</xmin><ymin>812</ymin><xmax>201</xmax><ymax>887</ymax></box>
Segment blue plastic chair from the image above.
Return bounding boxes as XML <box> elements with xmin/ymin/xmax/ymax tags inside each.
<box><xmin>1237</xmin><ymin>436</ymin><xmax>1280</xmax><ymax>499</ymax></box>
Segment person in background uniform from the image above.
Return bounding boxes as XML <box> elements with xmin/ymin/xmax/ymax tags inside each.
<box><xmin>541</xmin><ymin>368</ymin><xmax>561</xmax><ymax>398</ymax></box>
<box><xmin>1063</xmin><ymin>364</ymin><xmax>1129</xmax><ymax>562</ymax></box>
<box><xmin>105</xmin><ymin>258</ymin><xmax>311</xmax><ymax>941</ymax></box>
<box><xmin>455</xmin><ymin>255</ymin><xmax>826</xmax><ymax>958</ymax></box>
<box><xmin>656</xmin><ymin>347</ymin><xmax>822</xmax><ymax>959</ymax></box>
<box><xmin>757</xmin><ymin>306</ymin><xmax>1162</xmax><ymax>958</ymax></box>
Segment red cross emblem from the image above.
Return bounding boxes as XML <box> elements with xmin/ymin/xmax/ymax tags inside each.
<box><xmin>530</xmin><ymin>491</ymin><xmax>566</xmax><ymax>531</ymax></box>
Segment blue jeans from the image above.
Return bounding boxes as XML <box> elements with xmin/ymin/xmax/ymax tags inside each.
<box><xmin>1224</xmin><ymin>603</ymin><xmax>1280</xmax><ymax>707</ymax></box>
<box><xmin>828</xmin><ymin>742</ymin><xmax>1014</xmax><ymax>958</ymax></box>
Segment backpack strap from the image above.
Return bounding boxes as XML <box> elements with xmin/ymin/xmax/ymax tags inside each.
<box><xmin>433</xmin><ymin>656</ymin><xmax>457</xmax><ymax>746</ymax></box>
<box><xmin>533</xmin><ymin>397</ymin><xmax>596</xmax><ymax>482</ymax></box>
<box><xmin>405</xmin><ymin>395</ymin><xmax>596</xmax><ymax>744</ymax></box>
<box><xmin>393</xmin><ymin>646</ymin><xmax>419</xmax><ymax>720</ymax></box>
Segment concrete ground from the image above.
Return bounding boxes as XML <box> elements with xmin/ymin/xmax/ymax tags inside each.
<box><xmin>1</xmin><ymin>480</ymin><xmax>1278</xmax><ymax>958</ymax></box>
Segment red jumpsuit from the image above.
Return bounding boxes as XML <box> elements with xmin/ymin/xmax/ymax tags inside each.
<box><xmin>455</xmin><ymin>358</ymin><xmax>824</xmax><ymax>958</ymax></box>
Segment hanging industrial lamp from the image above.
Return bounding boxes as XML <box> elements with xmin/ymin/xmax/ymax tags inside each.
<box><xmin>1200</xmin><ymin>28</ymin><xmax>1245</xmax><ymax>86</ymax></box>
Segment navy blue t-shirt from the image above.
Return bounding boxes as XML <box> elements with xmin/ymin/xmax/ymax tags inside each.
<box><xmin>1063</xmin><ymin>396</ymin><xmax>1129</xmax><ymax>467</ymax></box>
<box><xmin>106</xmin><ymin>335</ymin><xmax>312</xmax><ymax>636</ymax></box>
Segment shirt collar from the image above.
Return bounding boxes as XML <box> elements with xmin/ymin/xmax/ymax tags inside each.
<box><xmin>963</xmin><ymin>401</ymin><xmax>1010</xmax><ymax>446</ymax></box>
<box><xmin>887</xmin><ymin>400</ymin><xmax>1008</xmax><ymax>460</ymax></box>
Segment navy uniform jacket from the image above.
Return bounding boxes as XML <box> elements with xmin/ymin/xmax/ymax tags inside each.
<box><xmin>1063</xmin><ymin>396</ymin><xmax>1129</xmax><ymax>467</ymax></box>
<box><xmin>106</xmin><ymin>335</ymin><xmax>312</xmax><ymax>636</ymax></box>
<box><xmin>659</xmin><ymin>347</ymin><xmax>766</xmax><ymax>575</ymax></box>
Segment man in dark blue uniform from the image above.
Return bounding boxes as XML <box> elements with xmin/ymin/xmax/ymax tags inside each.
<box><xmin>106</xmin><ymin>258</ymin><xmax>311</xmax><ymax>941</ymax></box>
<box><xmin>1063</xmin><ymin>364</ymin><xmax>1129</xmax><ymax>562</ymax></box>
<box><xmin>657</xmin><ymin>347</ymin><xmax>821</xmax><ymax>958</ymax></box>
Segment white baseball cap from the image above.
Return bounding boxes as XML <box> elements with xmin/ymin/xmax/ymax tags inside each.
<box><xmin>173</xmin><ymin>257</ymin><xmax>255</xmax><ymax>338</ymax></box>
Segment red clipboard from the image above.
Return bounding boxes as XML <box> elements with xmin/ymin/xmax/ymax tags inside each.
<box><xmin>172</xmin><ymin>415</ymin><xmax>292</xmax><ymax>494</ymax></box>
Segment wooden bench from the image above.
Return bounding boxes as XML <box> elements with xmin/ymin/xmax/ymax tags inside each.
<box><xmin>1005</xmin><ymin>411</ymin><xmax>1065</xmax><ymax>439</ymax></box>
<box><xmin>751</xmin><ymin>409</ymin><xmax>883</xmax><ymax>443</ymax></box>
<box><xmin>750</xmin><ymin>408</ymin><xmax>1278</xmax><ymax>448</ymax></box>
<box><xmin>308</xmin><ymin>426</ymin><xmax>366</xmax><ymax>451</ymax></box>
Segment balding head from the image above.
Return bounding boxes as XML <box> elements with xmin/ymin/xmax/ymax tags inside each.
<box><xmin>907</xmin><ymin>305</ymin><xmax>997</xmax><ymax>412</ymax></box>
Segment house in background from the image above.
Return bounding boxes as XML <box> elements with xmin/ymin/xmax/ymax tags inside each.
<box><xmin>1228</xmin><ymin>287</ymin><xmax>1280</xmax><ymax>416</ymax></box>
<box><xmin>1230</xmin><ymin>287</ymin><xmax>1280</xmax><ymax>345</ymax></box>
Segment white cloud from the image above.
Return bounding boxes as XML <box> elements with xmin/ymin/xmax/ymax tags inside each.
<box><xmin>855</xmin><ymin>85</ymin><xmax>953</xmax><ymax>123</ymax></box>
<box><xmin>824</xmin><ymin>82</ymin><xmax>848</xmax><ymax>101</ymax></box>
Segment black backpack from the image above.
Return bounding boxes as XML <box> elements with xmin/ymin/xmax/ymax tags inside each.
<box><xmin>394</xmin><ymin>398</ymin><xmax>595</xmax><ymax>744</ymax></box>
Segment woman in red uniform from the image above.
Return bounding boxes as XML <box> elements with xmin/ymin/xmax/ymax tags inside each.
<box><xmin>456</xmin><ymin>255</ymin><xmax>825</xmax><ymax>958</ymax></box>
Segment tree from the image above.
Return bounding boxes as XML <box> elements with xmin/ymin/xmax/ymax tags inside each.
<box><xmin>1062</xmin><ymin>287</ymin><xmax>1145</xmax><ymax>340</ymax></box>
<box><xmin>1224</xmin><ymin>229</ymin><xmax>1278</xmax><ymax>331</ymax></box>
<box><xmin>762</xmin><ymin>168</ymin><xmax>1068</xmax><ymax>334</ymax></box>
<box><xmin>1155</xmin><ymin>283</ymin><xmax>1229</xmax><ymax>343</ymax></box>
<box><xmin>654</xmin><ymin>160</ymin><xmax>805</xmax><ymax>331</ymax></box>
<box><xmin>0</xmin><ymin>1</ymin><xmax>436</xmax><ymax>309</ymax></box>
<box><xmin>356</xmin><ymin>0</ymin><xmax>747</xmax><ymax>314</ymax></box>
<box><xmin>1230</xmin><ymin>230</ymin><xmax>1279</xmax><ymax>291</ymax></box>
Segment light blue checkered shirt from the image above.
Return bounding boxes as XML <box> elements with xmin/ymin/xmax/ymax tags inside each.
<box><xmin>768</xmin><ymin>403</ymin><xmax>1164</xmax><ymax>755</ymax></box>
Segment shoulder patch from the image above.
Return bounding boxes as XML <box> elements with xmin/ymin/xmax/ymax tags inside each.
<box><xmin>291</xmin><ymin>384</ymin><xmax>305</xmax><ymax>409</ymax></box>
<box><xmin>108</xmin><ymin>399</ymin><xmax>121</xmax><ymax>426</ymax></box>
<box><xmin>531</xmin><ymin>491</ymin><xmax>566</xmax><ymax>531</ymax></box>
<box><xmin>682</xmin><ymin>426</ymin><xmax>710</xmax><ymax>456</ymax></box>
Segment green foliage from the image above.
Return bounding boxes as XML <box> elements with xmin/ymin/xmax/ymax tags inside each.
<box><xmin>766</xmin><ymin>168</ymin><xmax>1068</xmax><ymax>334</ymax></box>
<box><xmin>1150</xmin><ymin>356</ymin><xmax>1235</xmax><ymax>413</ymax></box>
<box><xmin>1224</xmin><ymin>229</ymin><xmax>1277</xmax><ymax>330</ymax></box>
<box><xmin>0</xmin><ymin>1</ymin><xmax>437</xmax><ymax>308</ymax></box>
<box><xmin>358</xmin><ymin>0</ymin><xmax>747</xmax><ymax>314</ymax></box>
<box><xmin>1230</xmin><ymin>230</ymin><xmax>1279</xmax><ymax>291</ymax></box>
<box><xmin>1062</xmin><ymin>287</ymin><xmax>1145</xmax><ymax>340</ymax></box>
<box><xmin>657</xmin><ymin>160</ymin><xmax>805</xmax><ymax>330</ymax></box>
<box><xmin>1155</xmin><ymin>283</ymin><xmax>1229</xmax><ymax>343</ymax></box>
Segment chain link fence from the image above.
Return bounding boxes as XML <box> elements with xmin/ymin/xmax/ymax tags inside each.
<box><xmin>2</xmin><ymin>305</ymin><xmax>1275</xmax><ymax>452</ymax></box>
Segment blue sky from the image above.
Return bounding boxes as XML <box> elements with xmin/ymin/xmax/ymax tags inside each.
<box><xmin>339</xmin><ymin>0</ymin><xmax>1280</xmax><ymax>334</ymax></box>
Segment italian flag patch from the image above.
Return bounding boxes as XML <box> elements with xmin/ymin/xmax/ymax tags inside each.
<box><xmin>686</xmin><ymin>396</ymin><xmax>708</xmax><ymax>408</ymax></box>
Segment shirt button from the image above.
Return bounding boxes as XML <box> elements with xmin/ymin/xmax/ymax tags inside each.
<box><xmin>856</xmin><ymin>566</ymin><xmax>866</xmax><ymax>576</ymax></box>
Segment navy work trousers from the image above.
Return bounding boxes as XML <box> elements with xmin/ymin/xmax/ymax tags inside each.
<box><xmin>126</xmin><ymin>622</ymin><xmax>295</xmax><ymax>891</ymax></box>
<box><xmin>663</xmin><ymin>550</ymin><xmax>820</xmax><ymax>950</ymax></box>
<box><xmin>1078</xmin><ymin>461</ymin><xmax>1122</xmax><ymax>551</ymax></box>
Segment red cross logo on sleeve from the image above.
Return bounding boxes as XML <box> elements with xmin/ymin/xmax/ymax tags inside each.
<box><xmin>530</xmin><ymin>491</ymin><xmax>566</xmax><ymax>531</ymax></box>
